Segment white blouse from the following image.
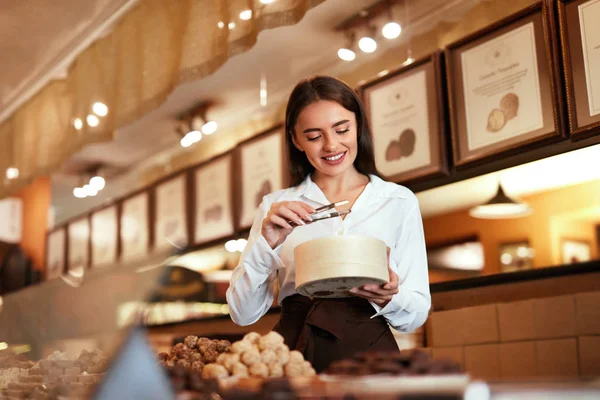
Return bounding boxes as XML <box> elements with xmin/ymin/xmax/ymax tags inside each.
<box><xmin>226</xmin><ymin>174</ymin><xmax>431</xmax><ymax>332</ymax></box>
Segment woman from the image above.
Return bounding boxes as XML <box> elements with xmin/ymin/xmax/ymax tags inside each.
<box><xmin>226</xmin><ymin>76</ymin><xmax>430</xmax><ymax>372</ymax></box>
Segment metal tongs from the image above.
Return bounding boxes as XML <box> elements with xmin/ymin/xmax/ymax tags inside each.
<box><xmin>289</xmin><ymin>200</ymin><xmax>351</xmax><ymax>226</ymax></box>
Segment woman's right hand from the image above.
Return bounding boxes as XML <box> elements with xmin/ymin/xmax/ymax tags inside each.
<box><xmin>261</xmin><ymin>201</ymin><xmax>315</xmax><ymax>249</ymax></box>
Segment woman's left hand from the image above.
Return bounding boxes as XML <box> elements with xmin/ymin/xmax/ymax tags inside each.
<box><xmin>349</xmin><ymin>247</ymin><xmax>399</xmax><ymax>307</ymax></box>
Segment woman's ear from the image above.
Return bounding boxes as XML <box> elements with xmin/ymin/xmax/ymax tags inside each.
<box><xmin>290</xmin><ymin>131</ymin><xmax>304</xmax><ymax>152</ymax></box>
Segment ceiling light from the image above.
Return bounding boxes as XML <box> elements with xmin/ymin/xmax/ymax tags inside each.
<box><xmin>90</xmin><ymin>176</ymin><xmax>105</xmax><ymax>191</ymax></box>
<box><xmin>337</xmin><ymin>48</ymin><xmax>356</xmax><ymax>61</ymax></box>
<box><xmin>260</xmin><ymin>0</ymin><xmax>275</xmax><ymax>4</ymax></box>
<box><xmin>180</xmin><ymin>136</ymin><xmax>193</xmax><ymax>148</ymax></box>
<box><xmin>202</xmin><ymin>121</ymin><xmax>217</xmax><ymax>135</ymax></box>
<box><xmin>73</xmin><ymin>187</ymin><xmax>87</xmax><ymax>198</ymax></box>
<box><xmin>236</xmin><ymin>238</ymin><xmax>248</xmax><ymax>252</ymax></box>
<box><xmin>83</xmin><ymin>184</ymin><xmax>98</xmax><ymax>197</ymax></box>
<box><xmin>92</xmin><ymin>102</ymin><xmax>108</xmax><ymax>117</ymax></box>
<box><xmin>358</xmin><ymin>36</ymin><xmax>377</xmax><ymax>53</ymax></box>
<box><xmin>217</xmin><ymin>21</ymin><xmax>225</xmax><ymax>29</ymax></box>
<box><xmin>469</xmin><ymin>184</ymin><xmax>532</xmax><ymax>219</ymax></box>
<box><xmin>260</xmin><ymin>74</ymin><xmax>267</xmax><ymax>107</ymax></box>
<box><xmin>225</xmin><ymin>240</ymin><xmax>238</xmax><ymax>252</ymax></box>
<box><xmin>403</xmin><ymin>49</ymin><xmax>414</xmax><ymax>66</ymax></box>
<box><xmin>86</xmin><ymin>114</ymin><xmax>99</xmax><ymax>127</ymax></box>
<box><xmin>228</xmin><ymin>22</ymin><xmax>236</xmax><ymax>30</ymax></box>
<box><xmin>239</xmin><ymin>10</ymin><xmax>252</xmax><ymax>20</ymax></box>
<box><xmin>186</xmin><ymin>130</ymin><xmax>202</xmax><ymax>143</ymax></box>
<box><xmin>73</xmin><ymin>118</ymin><xmax>83</xmax><ymax>130</ymax></box>
<box><xmin>6</xmin><ymin>167</ymin><xmax>19</xmax><ymax>180</ymax></box>
<box><xmin>382</xmin><ymin>21</ymin><xmax>401</xmax><ymax>39</ymax></box>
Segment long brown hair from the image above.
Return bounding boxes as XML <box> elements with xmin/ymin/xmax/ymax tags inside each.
<box><xmin>284</xmin><ymin>76</ymin><xmax>379</xmax><ymax>187</ymax></box>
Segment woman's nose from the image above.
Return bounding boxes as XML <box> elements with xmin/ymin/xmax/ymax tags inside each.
<box><xmin>323</xmin><ymin>135</ymin><xmax>337</xmax><ymax>151</ymax></box>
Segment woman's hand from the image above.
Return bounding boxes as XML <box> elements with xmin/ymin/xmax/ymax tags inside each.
<box><xmin>261</xmin><ymin>201</ymin><xmax>315</xmax><ymax>249</ymax></box>
<box><xmin>349</xmin><ymin>247</ymin><xmax>399</xmax><ymax>307</ymax></box>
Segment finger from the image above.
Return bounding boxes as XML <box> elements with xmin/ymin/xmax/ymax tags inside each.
<box><xmin>292</xmin><ymin>201</ymin><xmax>316</xmax><ymax>214</ymax></box>
<box><xmin>269</xmin><ymin>215</ymin><xmax>293</xmax><ymax>230</ymax></box>
<box><xmin>383</xmin><ymin>267</ymin><xmax>399</xmax><ymax>290</ymax></box>
<box><xmin>287</xmin><ymin>202</ymin><xmax>314</xmax><ymax>222</ymax></box>
<box><xmin>353</xmin><ymin>284</ymin><xmax>398</xmax><ymax>297</ymax></box>
<box><xmin>277</xmin><ymin>207</ymin><xmax>307</xmax><ymax>226</ymax></box>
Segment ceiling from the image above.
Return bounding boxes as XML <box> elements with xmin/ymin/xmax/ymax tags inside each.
<box><xmin>44</xmin><ymin>0</ymin><xmax>487</xmax><ymax>224</ymax></box>
<box><xmin>0</xmin><ymin>0</ymin><xmax>137</xmax><ymax>122</ymax></box>
<box><xmin>11</xmin><ymin>0</ymin><xmax>590</xmax><ymax>226</ymax></box>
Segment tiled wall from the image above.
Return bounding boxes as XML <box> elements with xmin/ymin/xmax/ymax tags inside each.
<box><xmin>423</xmin><ymin>291</ymin><xmax>600</xmax><ymax>380</ymax></box>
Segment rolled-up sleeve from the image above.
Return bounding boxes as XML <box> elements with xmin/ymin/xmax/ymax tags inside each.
<box><xmin>226</xmin><ymin>198</ymin><xmax>285</xmax><ymax>326</ymax></box>
<box><xmin>369</xmin><ymin>196</ymin><xmax>431</xmax><ymax>332</ymax></box>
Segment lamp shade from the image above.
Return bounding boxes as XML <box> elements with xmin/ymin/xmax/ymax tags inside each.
<box><xmin>469</xmin><ymin>184</ymin><xmax>531</xmax><ymax>219</ymax></box>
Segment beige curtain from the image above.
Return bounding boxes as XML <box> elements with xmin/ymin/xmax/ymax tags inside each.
<box><xmin>0</xmin><ymin>0</ymin><xmax>324</xmax><ymax>198</ymax></box>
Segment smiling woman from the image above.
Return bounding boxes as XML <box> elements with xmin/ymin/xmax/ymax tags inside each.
<box><xmin>226</xmin><ymin>76</ymin><xmax>431</xmax><ymax>372</ymax></box>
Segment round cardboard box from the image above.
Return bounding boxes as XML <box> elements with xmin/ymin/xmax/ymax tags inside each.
<box><xmin>294</xmin><ymin>235</ymin><xmax>388</xmax><ymax>298</ymax></box>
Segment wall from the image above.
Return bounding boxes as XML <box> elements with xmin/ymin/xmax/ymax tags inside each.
<box><xmin>423</xmin><ymin>179</ymin><xmax>600</xmax><ymax>275</ymax></box>
<box><xmin>17</xmin><ymin>176</ymin><xmax>51</xmax><ymax>271</ymax></box>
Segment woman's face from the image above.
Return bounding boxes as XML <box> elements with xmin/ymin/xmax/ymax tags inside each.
<box><xmin>292</xmin><ymin>100</ymin><xmax>358</xmax><ymax>178</ymax></box>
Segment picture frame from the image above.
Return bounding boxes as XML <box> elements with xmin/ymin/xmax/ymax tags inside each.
<box><xmin>361</xmin><ymin>52</ymin><xmax>449</xmax><ymax>184</ymax></box>
<box><xmin>557</xmin><ymin>0</ymin><xmax>600</xmax><ymax>139</ymax></box>
<box><xmin>67</xmin><ymin>217</ymin><xmax>90</xmax><ymax>271</ymax></box>
<box><xmin>154</xmin><ymin>174</ymin><xmax>188</xmax><ymax>251</ymax></box>
<box><xmin>192</xmin><ymin>153</ymin><xmax>235</xmax><ymax>245</ymax></box>
<box><xmin>561</xmin><ymin>238</ymin><xmax>592</xmax><ymax>264</ymax></box>
<box><xmin>45</xmin><ymin>227</ymin><xmax>66</xmax><ymax>280</ymax></box>
<box><xmin>235</xmin><ymin>126</ymin><xmax>287</xmax><ymax>230</ymax></box>
<box><xmin>91</xmin><ymin>205</ymin><xmax>118</xmax><ymax>268</ymax></box>
<box><xmin>120</xmin><ymin>191</ymin><xmax>150</xmax><ymax>260</ymax></box>
<box><xmin>426</xmin><ymin>235</ymin><xmax>484</xmax><ymax>272</ymax></box>
<box><xmin>445</xmin><ymin>1</ymin><xmax>564</xmax><ymax>167</ymax></box>
<box><xmin>499</xmin><ymin>240</ymin><xmax>534</xmax><ymax>272</ymax></box>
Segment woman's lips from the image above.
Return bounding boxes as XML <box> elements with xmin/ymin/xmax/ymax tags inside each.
<box><xmin>321</xmin><ymin>151</ymin><xmax>347</xmax><ymax>166</ymax></box>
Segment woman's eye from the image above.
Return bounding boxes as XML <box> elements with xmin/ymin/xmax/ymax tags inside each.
<box><xmin>336</xmin><ymin>128</ymin><xmax>350</xmax><ymax>134</ymax></box>
<box><xmin>307</xmin><ymin>135</ymin><xmax>321</xmax><ymax>142</ymax></box>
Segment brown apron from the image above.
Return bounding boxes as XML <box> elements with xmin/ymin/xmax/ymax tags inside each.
<box><xmin>272</xmin><ymin>294</ymin><xmax>399</xmax><ymax>373</ymax></box>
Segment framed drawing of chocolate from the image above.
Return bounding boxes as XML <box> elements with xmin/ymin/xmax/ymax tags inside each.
<box><xmin>445</xmin><ymin>1</ymin><xmax>564</xmax><ymax>167</ymax></box>
<box><xmin>558</xmin><ymin>0</ymin><xmax>600</xmax><ymax>139</ymax></box>
<box><xmin>361</xmin><ymin>52</ymin><xmax>448</xmax><ymax>184</ymax></box>
<box><xmin>154</xmin><ymin>174</ymin><xmax>188</xmax><ymax>251</ymax></box>
<box><xmin>46</xmin><ymin>228</ymin><xmax>66</xmax><ymax>280</ymax></box>
<box><xmin>68</xmin><ymin>217</ymin><xmax>90</xmax><ymax>271</ymax></box>
<box><xmin>91</xmin><ymin>205</ymin><xmax>118</xmax><ymax>268</ymax></box>
<box><xmin>561</xmin><ymin>238</ymin><xmax>592</xmax><ymax>264</ymax></box>
<box><xmin>193</xmin><ymin>153</ymin><xmax>235</xmax><ymax>244</ymax></box>
<box><xmin>499</xmin><ymin>240</ymin><xmax>534</xmax><ymax>272</ymax></box>
<box><xmin>120</xmin><ymin>191</ymin><xmax>150</xmax><ymax>260</ymax></box>
<box><xmin>236</xmin><ymin>127</ymin><xmax>286</xmax><ymax>230</ymax></box>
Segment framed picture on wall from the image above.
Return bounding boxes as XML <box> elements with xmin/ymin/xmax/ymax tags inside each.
<box><xmin>91</xmin><ymin>205</ymin><xmax>118</xmax><ymax>267</ymax></box>
<box><xmin>445</xmin><ymin>1</ymin><xmax>564</xmax><ymax>166</ymax></box>
<box><xmin>67</xmin><ymin>217</ymin><xmax>90</xmax><ymax>271</ymax></box>
<box><xmin>561</xmin><ymin>238</ymin><xmax>592</xmax><ymax>264</ymax></box>
<box><xmin>120</xmin><ymin>192</ymin><xmax>150</xmax><ymax>260</ymax></box>
<box><xmin>236</xmin><ymin>127</ymin><xmax>286</xmax><ymax>230</ymax></box>
<box><xmin>558</xmin><ymin>0</ymin><xmax>600</xmax><ymax>139</ymax></box>
<box><xmin>499</xmin><ymin>240</ymin><xmax>534</xmax><ymax>272</ymax></box>
<box><xmin>361</xmin><ymin>52</ymin><xmax>448</xmax><ymax>183</ymax></box>
<box><xmin>154</xmin><ymin>174</ymin><xmax>188</xmax><ymax>250</ymax></box>
<box><xmin>193</xmin><ymin>153</ymin><xmax>235</xmax><ymax>244</ymax></box>
<box><xmin>46</xmin><ymin>228</ymin><xmax>66</xmax><ymax>280</ymax></box>
<box><xmin>426</xmin><ymin>235</ymin><xmax>484</xmax><ymax>272</ymax></box>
